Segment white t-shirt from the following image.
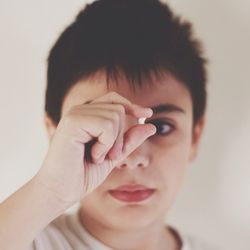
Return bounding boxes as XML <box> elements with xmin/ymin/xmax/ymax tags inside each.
<box><xmin>28</xmin><ymin>210</ymin><xmax>221</xmax><ymax>250</ymax></box>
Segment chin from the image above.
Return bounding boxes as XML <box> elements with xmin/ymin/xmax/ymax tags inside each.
<box><xmin>104</xmin><ymin>205</ymin><xmax>158</xmax><ymax>230</ymax></box>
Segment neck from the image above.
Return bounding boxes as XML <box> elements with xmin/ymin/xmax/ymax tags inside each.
<box><xmin>78</xmin><ymin>209</ymin><xmax>181</xmax><ymax>250</ymax></box>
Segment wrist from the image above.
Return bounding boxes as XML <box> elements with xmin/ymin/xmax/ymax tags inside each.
<box><xmin>30</xmin><ymin>176</ymin><xmax>71</xmax><ymax>214</ymax></box>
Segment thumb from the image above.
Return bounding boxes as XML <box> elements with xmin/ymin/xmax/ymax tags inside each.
<box><xmin>119</xmin><ymin>123</ymin><xmax>156</xmax><ymax>159</ymax></box>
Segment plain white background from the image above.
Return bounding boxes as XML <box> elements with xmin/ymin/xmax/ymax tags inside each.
<box><xmin>0</xmin><ymin>0</ymin><xmax>249</xmax><ymax>249</ymax></box>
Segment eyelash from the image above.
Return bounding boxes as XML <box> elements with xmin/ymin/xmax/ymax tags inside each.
<box><xmin>146</xmin><ymin>119</ymin><xmax>175</xmax><ymax>136</ymax></box>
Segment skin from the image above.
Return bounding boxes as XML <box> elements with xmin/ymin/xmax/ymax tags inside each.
<box><xmin>45</xmin><ymin>70</ymin><xmax>205</xmax><ymax>250</ymax></box>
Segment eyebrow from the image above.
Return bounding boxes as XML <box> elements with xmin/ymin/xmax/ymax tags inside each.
<box><xmin>150</xmin><ymin>104</ymin><xmax>185</xmax><ymax>114</ymax></box>
<box><xmin>85</xmin><ymin>100</ymin><xmax>185</xmax><ymax>115</ymax></box>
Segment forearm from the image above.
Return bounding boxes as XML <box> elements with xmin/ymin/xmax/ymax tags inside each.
<box><xmin>0</xmin><ymin>177</ymin><xmax>68</xmax><ymax>250</ymax></box>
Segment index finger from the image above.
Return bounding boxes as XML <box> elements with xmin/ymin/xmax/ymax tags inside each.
<box><xmin>89</xmin><ymin>91</ymin><xmax>153</xmax><ymax>118</ymax></box>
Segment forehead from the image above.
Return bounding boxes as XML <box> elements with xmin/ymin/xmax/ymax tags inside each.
<box><xmin>61</xmin><ymin>71</ymin><xmax>192</xmax><ymax>115</ymax></box>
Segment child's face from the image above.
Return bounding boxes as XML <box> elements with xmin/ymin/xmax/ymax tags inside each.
<box><xmin>55</xmin><ymin>70</ymin><xmax>204</xmax><ymax>230</ymax></box>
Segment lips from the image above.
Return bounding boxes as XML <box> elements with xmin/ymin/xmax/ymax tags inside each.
<box><xmin>112</xmin><ymin>184</ymin><xmax>153</xmax><ymax>192</ymax></box>
<box><xmin>109</xmin><ymin>184</ymin><xmax>156</xmax><ymax>202</ymax></box>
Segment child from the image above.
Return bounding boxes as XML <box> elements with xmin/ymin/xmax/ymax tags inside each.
<box><xmin>0</xmin><ymin>0</ymin><xmax>223</xmax><ymax>249</ymax></box>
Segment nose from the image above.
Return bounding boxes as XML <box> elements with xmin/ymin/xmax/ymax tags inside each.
<box><xmin>115</xmin><ymin>115</ymin><xmax>150</xmax><ymax>170</ymax></box>
<box><xmin>116</xmin><ymin>149</ymin><xmax>150</xmax><ymax>170</ymax></box>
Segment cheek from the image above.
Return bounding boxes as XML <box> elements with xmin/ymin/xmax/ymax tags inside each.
<box><xmin>153</xmin><ymin>152</ymin><xmax>188</xmax><ymax>210</ymax></box>
<box><xmin>152</xmin><ymin>131</ymin><xmax>193</xmax><ymax>170</ymax></box>
<box><xmin>156</xmin><ymin>148</ymin><xmax>188</xmax><ymax>186</ymax></box>
<box><xmin>152</xmin><ymin>137</ymin><xmax>192</xmax><ymax>194</ymax></box>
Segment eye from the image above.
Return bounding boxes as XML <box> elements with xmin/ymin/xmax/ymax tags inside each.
<box><xmin>146</xmin><ymin>119</ymin><xmax>174</xmax><ymax>136</ymax></box>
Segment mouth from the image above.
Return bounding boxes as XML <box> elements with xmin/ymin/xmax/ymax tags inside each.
<box><xmin>108</xmin><ymin>184</ymin><xmax>156</xmax><ymax>203</ymax></box>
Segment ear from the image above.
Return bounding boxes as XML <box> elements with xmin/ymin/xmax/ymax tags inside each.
<box><xmin>44</xmin><ymin>113</ymin><xmax>57</xmax><ymax>143</ymax></box>
<box><xmin>189</xmin><ymin>115</ymin><xmax>206</xmax><ymax>162</ymax></box>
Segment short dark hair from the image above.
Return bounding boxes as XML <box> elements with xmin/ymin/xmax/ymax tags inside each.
<box><xmin>45</xmin><ymin>0</ymin><xmax>208</xmax><ymax>126</ymax></box>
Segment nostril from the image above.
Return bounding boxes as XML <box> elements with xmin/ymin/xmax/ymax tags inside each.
<box><xmin>116</xmin><ymin>163</ymin><xmax>147</xmax><ymax>169</ymax></box>
<box><xmin>117</xmin><ymin>163</ymin><xmax>127</xmax><ymax>169</ymax></box>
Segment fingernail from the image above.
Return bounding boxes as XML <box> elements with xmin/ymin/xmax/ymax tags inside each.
<box><xmin>145</xmin><ymin>108</ymin><xmax>153</xmax><ymax>117</ymax></box>
<box><xmin>148</xmin><ymin>124</ymin><xmax>157</xmax><ymax>135</ymax></box>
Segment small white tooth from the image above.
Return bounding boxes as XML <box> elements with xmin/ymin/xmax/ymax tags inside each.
<box><xmin>138</xmin><ymin>117</ymin><xmax>146</xmax><ymax>124</ymax></box>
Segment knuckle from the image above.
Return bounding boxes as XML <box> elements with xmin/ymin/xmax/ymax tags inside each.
<box><xmin>103</xmin><ymin>119</ymin><xmax>115</xmax><ymax>131</ymax></box>
<box><xmin>111</xmin><ymin>110</ymin><xmax>120</xmax><ymax>122</ymax></box>
<box><xmin>116</xmin><ymin>104</ymin><xmax>126</xmax><ymax>115</ymax></box>
<box><xmin>108</xmin><ymin>91</ymin><xmax>119</xmax><ymax>97</ymax></box>
<box><xmin>66</xmin><ymin>105</ymin><xmax>81</xmax><ymax>117</ymax></box>
<box><xmin>65</xmin><ymin>112</ymin><xmax>79</xmax><ymax>127</ymax></box>
<box><xmin>63</xmin><ymin>110</ymin><xmax>77</xmax><ymax>124</ymax></box>
<box><xmin>59</xmin><ymin>112</ymin><xmax>80</xmax><ymax>133</ymax></box>
<box><xmin>62</xmin><ymin>106</ymin><xmax>85</xmax><ymax>126</ymax></box>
